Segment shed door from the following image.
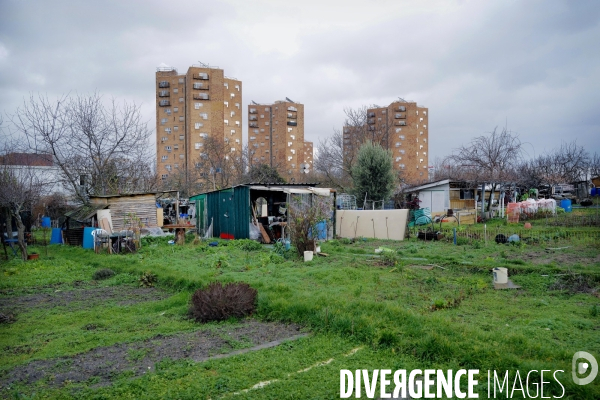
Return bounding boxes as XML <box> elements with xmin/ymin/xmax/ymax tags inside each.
<box><xmin>431</xmin><ymin>191</ymin><xmax>446</xmax><ymax>213</ymax></box>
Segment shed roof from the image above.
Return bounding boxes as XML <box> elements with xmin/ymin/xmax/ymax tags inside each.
<box><xmin>89</xmin><ymin>192</ymin><xmax>157</xmax><ymax>199</ymax></box>
<box><xmin>404</xmin><ymin>179</ymin><xmax>450</xmax><ymax>193</ymax></box>
<box><xmin>64</xmin><ymin>204</ymin><xmax>108</xmax><ymax>222</ymax></box>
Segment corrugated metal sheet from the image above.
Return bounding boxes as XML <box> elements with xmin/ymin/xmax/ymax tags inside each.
<box><xmin>205</xmin><ymin>187</ymin><xmax>250</xmax><ymax>239</ymax></box>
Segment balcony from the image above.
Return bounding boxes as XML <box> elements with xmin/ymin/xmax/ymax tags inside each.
<box><xmin>159</xmin><ymin>100</ymin><xmax>171</xmax><ymax>107</ymax></box>
<box><xmin>193</xmin><ymin>83</ymin><xmax>209</xmax><ymax>90</ymax></box>
<box><xmin>249</xmin><ymin>115</ymin><xmax>258</xmax><ymax>121</ymax></box>
<box><xmin>158</xmin><ymin>91</ymin><xmax>170</xmax><ymax>97</ymax></box>
<box><xmin>367</xmin><ymin>112</ymin><xmax>375</xmax><ymax>118</ymax></box>
<box><xmin>193</xmin><ymin>94</ymin><xmax>209</xmax><ymax>100</ymax></box>
<box><xmin>158</xmin><ymin>81</ymin><xmax>169</xmax><ymax>88</ymax></box>
<box><xmin>287</xmin><ymin>106</ymin><xmax>297</xmax><ymax>112</ymax></box>
<box><xmin>394</xmin><ymin>113</ymin><xmax>406</xmax><ymax>119</ymax></box>
<box><xmin>249</xmin><ymin>122</ymin><xmax>259</xmax><ymax>128</ymax></box>
<box><xmin>193</xmin><ymin>73</ymin><xmax>209</xmax><ymax>80</ymax></box>
<box><xmin>396</xmin><ymin>106</ymin><xmax>406</xmax><ymax>112</ymax></box>
<box><xmin>367</xmin><ymin>118</ymin><xmax>375</xmax><ymax>124</ymax></box>
<box><xmin>287</xmin><ymin>112</ymin><xmax>296</xmax><ymax>118</ymax></box>
<box><xmin>394</xmin><ymin>121</ymin><xmax>407</xmax><ymax>126</ymax></box>
<box><xmin>249</xmin><ymin>108</ymin><xmax>257</xmax><ymax>114</ymax></box>
<box><xmin>287</xmin><ymin>121</ymin><xmax>297</xmax><ymax>126</ymax></box>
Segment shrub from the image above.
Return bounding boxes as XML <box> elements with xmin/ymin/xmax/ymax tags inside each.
<box><xmin>139</xmin><ymin>271</ymin><xmax>158</xmax><ymax>287</ymax></box>
<box><xmin>228</xmin><ymin>239</ymin><xmax>262</xmax><ymax>252</ymax></box>
<box><xmin>189</xmin><ymin>282</ymin><xmax>257</xmax><ymax>323</ymax></box>
<box><xmin>92</xmin><ymin>268</ymin><xmax>115</xmax><ymax>280</ymax></box>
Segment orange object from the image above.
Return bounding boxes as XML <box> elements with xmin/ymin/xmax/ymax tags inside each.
<box><xmin>524</xmin><ymin>222</ymin><xmax>532</xmax><ymax>229</ymax></box>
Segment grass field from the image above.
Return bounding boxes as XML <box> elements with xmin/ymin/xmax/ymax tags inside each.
<box><xmin>1</xmin><ymin>231</ymin><xmax>599</xmax><ymax>399</ymax></box>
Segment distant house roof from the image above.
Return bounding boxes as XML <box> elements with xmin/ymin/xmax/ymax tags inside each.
<box><xmin>405</xmin><ymin>179</ymin><xmax>451</xmax><ymax>192</ymax></box>
<box><xmin>0</xmin><ymin>152</ymin><xmax>53</xmax><ymax>166</ymax></box>
<box><xmin>89</xmin><ymin>192</ymin><xmax>157</xmax><ymax>199</ymax></box>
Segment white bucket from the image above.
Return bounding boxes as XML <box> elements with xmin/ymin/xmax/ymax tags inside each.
<box><xmin>315</xmin><ymin>246</ymin><xmax>321</xmax><ymax>254</ymax></box>
<box><xmin>493</xmin><ymin>267</ymin><xmax>508</xmax><ymax>284</ymax></box>
<box><xmin>304</xmin><ymin>251</ymin><xmax>313</xmax><ymax>262</ymax></box>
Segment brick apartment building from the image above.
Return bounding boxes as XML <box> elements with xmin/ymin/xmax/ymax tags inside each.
<box><xmin>247</xmin><ymin>99</ymin><xmax>313</xmax><ymax>179</ymax></box>
<box><xmin>155</xmin><ymin>63</ymin><xmax>242</xmax><ymax>181</ymax></box>
<box><xmin>343</xmin><ymin>99</ymin><xmax>429</xmax><ymax>183</ymax></box>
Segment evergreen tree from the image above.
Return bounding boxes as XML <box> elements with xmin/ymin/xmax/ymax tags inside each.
<box><xmin>351</xmin><ymin>141</ymin><xmax>396</xmax><ymax>202</ymax></box>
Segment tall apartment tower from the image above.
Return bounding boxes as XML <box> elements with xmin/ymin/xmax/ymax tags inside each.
<box><xmin>155</xmin><ymin>63</ymin><xmax>242</xmax><ymax>180</ymax></box>
<box><xmin>248</xmin><ymin>99</ymin><xmax>313</xmax><ymax>178</ymax></box>
<box><xmin>344</xmin><ymin>100</ymin><xmax>428</xmax><ymax>183</ymax></box>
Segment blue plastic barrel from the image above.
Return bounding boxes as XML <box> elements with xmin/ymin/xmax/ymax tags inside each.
<box><xmin>592</xmin><ymin>188</ymin><xmax>598</xmax><ymax>197</ymax></box>
<box><xmin>50</xmin><ymin>228</ymin><xmax>63</xmax><ymax>244</ymax></box>
<box><xmin>316</xmin><ymin>221</ymin><xmax>327</xmax><ymax>240</ymax></box>
<box><xmin>83</xmin><ymin>227</ymin><xmax>96</xmax><ymax>249</ymax></box>
<box><xmin>41</xmin><ymin>217</ymin><xmax>51</xmax><ymax>228</ymax></box>
<box><xmin>560</xmin><ymin>199</ymin><xmax>572</xmax><ymax>213</ymax></box>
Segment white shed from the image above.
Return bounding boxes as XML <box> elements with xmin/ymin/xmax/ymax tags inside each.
<box><xmin>406</xmin><ymin>179</ymin><xmax>450</xmax><ymax>214</ymax></box>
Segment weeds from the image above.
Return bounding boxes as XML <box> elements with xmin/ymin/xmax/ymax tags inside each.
<box><xmin>92</xmin><ymin>268</ymin><xmax>116</xmax><ymax>281</ymax></box>
<box><xmin>189</xmin><ymin>282</ymin><xmax>257</xmax><ymax>323</ymax></box>
<box><xmin>138</xmin><ymin>271</ymin><xmax>158</xmax><ymax>287</ymax></box>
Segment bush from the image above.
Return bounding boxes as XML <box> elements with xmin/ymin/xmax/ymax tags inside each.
<box><xmin>189</xmin><ymin>282</ymin><xmax>257</xmax><ymax>323</ymax></box>
<box><xmin>139</xmin><ymin>271</ymin><xmax>158</xmax><ymax>287</ymax></box>
<box><xmin>92</xmin><ymin>268</ymin><xmax>115</xmax><ymax>280</ymax></box>
<box><xmin>228</xmin><ymin>239</ymin><xmax>262</xmax><ymax>252</ymax></box>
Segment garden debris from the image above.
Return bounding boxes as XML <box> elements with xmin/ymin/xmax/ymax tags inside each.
<box><xmin>545</xmin><ymin>246</ymin><xmax>572</xmax><ymax>251</ymax></box>
<box><xmin>317</xmin><ymin>252</ymin><xmax>329</xmax><ymax>257</ymax></box>
<box><xmin>374</xmin><ymin>246</ymin><xmax>394</xmax><ymax>254</ymax></box>
<box><xmin>549</xmin><ymin>272</ymin><xmax>598</xmax><ymax>294</ymax></box>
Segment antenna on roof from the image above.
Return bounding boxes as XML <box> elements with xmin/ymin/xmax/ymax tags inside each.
<box><xmin>252</xmin><ymin>100</ymin><xmax>258</xmax><ymax>105</ymax></box>
<box><xmin>285</xmin><ymin>97</ymin><xmax>295</xmax><ymax>103</ymax></box>
<box><xmin>398</xmin><ymin>97</ymin><xmax>407</xmax><ymax>102</ymax></box>
<box><xmin>197</xmin><ymin>61</ymin><xmax>209</xmax><ymax>68</ymax></box>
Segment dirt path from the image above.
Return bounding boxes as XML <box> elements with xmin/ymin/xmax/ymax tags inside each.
<box><xmin>0</xmin><ymin>320</ymin><xmax>304</xmax><ymax>389</ymax></box>
<box><xmin>0</xmin><ymin>286</ymin><xmax>169</xmax><ymax>314</ymax></box>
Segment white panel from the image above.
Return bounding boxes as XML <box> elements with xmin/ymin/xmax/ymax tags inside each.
<box><xmin>335</xmin><ymin>210</ymin><xmax>409</xmax><ymax>241</ymax></box>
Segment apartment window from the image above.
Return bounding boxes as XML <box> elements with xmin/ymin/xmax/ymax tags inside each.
<box><xmin>165</xmin><ymin>108</ymin><xmax>171</xmax><ymax>115</ymax></box>
<box><xmin>174</xmin><ymin>107</ymin><xmax>179</xmax><ymax>112</ymax></box>
<box><xmin>231</xmin><ymin>129</ymin><xmax>235</xmax><ymax>135</ymax></box>
<box><xmin>178</xmin><ymin>78</ymin><xmax>184</xmax><ymax>83</ymax></box>
<box><xmin>395</xmin><ymin>128</ymin><xmax>402</xmax><ymax>133</ymax></box>
<box><xmin>423</xmin><ymin>111</ymin><xmax>427</xmax><ymax>116</ymax></box>
<box><xmin>165</xmin><ymin>164</ymin><xmax>171</xmax><ymax>171</ymax></box>
<box><xmin>235</xmin><ymin>121</ymin><xmax>240</xmax><ymax>126</ymax></box>
<box><xmin>290</xmin><ymin>134</ymin><xmax>295</xmax><ymax>140</ymax></box>
<box><xmin>250</xmin><ymin>136</ymin><xmax>256</xmax><ymax>140</ymax></box>
<box><xmin>399</xmin><ymin>164</ymin><xmax>405</xmax><ymax>169</ymax></box>
<box><xmin>420</xmin><ymin>145</ymin><xmax>424</xmax><ymax>149</ymax></box>
<box><xmin>230</xmin><ymin>111</ymin><xmax>235</xmax><ymax>117</ymax></box>
<box><xmin>224</xmin><ymin>101</ymin><xmax>229</xmax><ymax>107</ymax></box>
<box><xmin>423</xmin><ymin>151</ymin><xmax>427</xmax><ymax>156</ymax></box>
<box><xmin>395</xmin><ymin>157</ymin><xmax>402</xmax><ymax>162</ymax></box>
<box><xmin>179</xmin><ymin>135</ymin><xmax>184</xmax><ymax>140</ymax></box>
<box><xmin>288</xmin><ymin>142</ymin><xmax>292</xmax><ymax>147</ymax></box>
<box><xmin>161</xmin><ymin>137</ymin><xmax>168</xmax><ymax>142</ymax></box>
<box><xmin>224</xmin><ymin>119</ymin><xmax>229</xmax><ymax>125</ymax></box>
<box><xmin>165</xmin><ymin>128</ymin><xmax>171</xmax><ymax>133</ymax></box>
<box><xmin>395</xmin><ymin>142</ymin><xmax>400</xmax><ymax>147</ymax></box>
<box><xmin>195</xmin><ymin>103</ymin><xmax>202</xmax><ymax>109</ymax></box>
<box><xmin>291</xmin><ymin>149</ymin><xmax>296</xmax><ymax>154</ymax></box>
<box><xmin>265</xmin><ymin>122</ymin><xmax>269</xmax><ymax>126</ymax></box>
<box><xmin>416</xmin><ymin>152</ymin><xmax>419</xmax><ymax>156</ymax></box>
<box><xmin>160</xmin><ymin>118</ymin><xmax>167</xmax><ymax>125</ymax></box>
<box><xmin>420</xmin><ymin>131</ymin><xmax>423</xmax><ymax>135</ymax></box>
<box><xmin>174</xmin><ymin>126</ymin><xmax>179</xmax><ymax>131</ymax></box>
<box><xmin>260</xmin><ymin>128</ymin><xmax>265</xmax><ymax>132</ymax></box>
<box><xmin>199</xmin><ymin>133</ymin><xmax>208</xmax><ymax>138</ymax></box>
<box><xmin>382</xmin><ymin>110</ymin><xmax>386</xmax><ymax>114</ymax></box>
<box><xmin>179</xmin><ymin>154</ymin><xmax>184</xmax><ymax>159</ymax></box>
<box><xmin>224</xmin><ymin>82</ymin><xmax>228</xmax><ymax>89</ymax></box>
<box><xmin>400</xmin><ymin>150</ymin><xmax>405</xmax><ymax>154</ymax></box>
<box><xmin>378</xmin><ymin>117</ymin><xmax>382</xmax><ymax>121</ymax></box>
<box><xmin>199</xmin><ymin>113</ymin><xmax>208</xmax><ymax>120</ymax></box>
<box><xmin>235</xmin><ymin>84</ymin><xmax>240</xmax><ymax>91</ymax></box>
<box><xmin>235</xmin><ymin>103</ymin><xmax>240</xmax><ymax>109</ymax></box>
<box><xmin>416</xmin><ymin>110</ymin><xmax>419</xmax><ymax>115</ymax></box>
<box><xmin>231</xmin><ymin>148</ymin><xmax>235</xmax><ymax>152</ymax></box>
<box><xmin>173</xmin><ymin>144</ymin><xmax>179</xmax><ymax>150</ymax></box>
<box><xmin>177</xmin><ymin>97</ymin><xmax>182</xmax><ymax>103</ymax></box>
<box><xmin>288</xmin><ymin>128</ymin><xmax>292</xmax><ymax>132</ymax></box>
<box><xmin>424</xmin><ymin>125</ymin><xmax>427</xmax><ymax>129</ymax></box>
<box><xmin>253</xmin><ymin>129</ymin><xmax>259</xmax><ymax>133</ymax></box>
<box><xmin>399</xmin><ymin>135</ymin><xmax>405</xmax><ymax>140</ymax></box>
<box><xmin>165</xmin><ymin>146</ymin><xmax>172</xmax><ymax>151</ymax></box>
<box><xmin>179</xmin><ymin>116</ymin><xmax>184</xmax><ymax>122</ymax></box>
<box><xmin>420</xmin><ymin>159</ymin><xmax>424</xmax><ymax>163</ymax></box>
<box><xmin>265</xmin><ymin>107</ymin><xmax>270</xmax><ymax>111</ymax></box>
<box><xmin>195</xmin><ymin>143</ymin><xmax>203</xmax><ymax>149</ymax></box>
<box><xmin>174</xmin><ymin>164</ymin><xmax>179</xmax><ymax>169</ymax></box>
<box><xmin>161</xmin><ymin>174</ymin><xmax>168</xmax><ymax>179</ymax></box>
<box><xmin>161</xmin><ymin>155</ymin><xmax>168</xmax><ymax>161</ymax></box>
<box><xmin>173</xmin><ymin>88</ymin><xmax>178</xmax><ymax>94</ymax></box>
<box><xmin>230</xmin><ymin>93</ymin><xmax>235</xmax><ymax>98</ymax></box>
<box><xmin>265</xmin><ymin>136</ymin><xmax>269</xmax><ymax>140</ymax></box>
<box><xmin>260</xmin><ymin>114</ymin><xmax>264</xmax><ymax>119</ymax></box>
<box><xmin>195</xmin><ymin>122</ymin><xmax>203</xmax><ymax>129</ymax></box>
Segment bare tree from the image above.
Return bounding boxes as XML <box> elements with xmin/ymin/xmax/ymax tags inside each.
<box><xmin>191</xmin><ymin>136</ymin><xmax>246</xmax><ymax>191</ymax></box>
<box><xmin>314</xmin><ymin>107</ymin><xmax>368</xmax><ymax>191</ymax></box>
<box><xmin>448</xmin><ymin>127</ymin><xmax>522</xmax><ymax>211</ymax></box>
<box><xmin>12</xmin><ymin>93</ymin><xmax>153</xmax><ymax>203</ymax></box>
<box><xmin>590</xmin><ymin>152</ymin><xmax>600</xmax><ymax>179</ymax></box>
<box><xmin>0</xmin><ymin>130</ymin><xmax>45</xmax><ymax>260</ymax></box>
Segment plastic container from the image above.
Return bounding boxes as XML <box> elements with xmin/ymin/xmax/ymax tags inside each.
<box><xmin>316</xmin><ymin>221</ymin><xmax>327</xmax><ymax>240</ymax></box>
<box><xmin>50</xmin><ymin>228</ymin><xmax>63</xmax><ymax>244</ymax></box>
<box><xmin>304</xmin><ymin>251</ymin><xmax>313</xmax><ymax>262</ymax></box>
<box><xmin>493</xmin><ymin>267</ymin><xmax>508</xmax><ymax>284</ymax></box>
<box><xmin>83</xmin><ymin>227</ymin><xmax>96</xmax><ymax>249</ymax></box>
<box><xmin>560</xmin><ymin>199</ymin><xmax>572</xmax><ymax>213</ymax></box>
<box><xmin>41</xmin><ymin>217</ymin><xmax>51</xmax><ymax>228</ymax></box>
<box><xmin>591</xmin><ymin>188</ymin><xmax>598</xmax><ymax>197</ymax></box>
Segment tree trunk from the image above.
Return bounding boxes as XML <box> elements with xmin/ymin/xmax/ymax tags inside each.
<box><xmin>14</xmin><ymin>211</ymin><xmax>28</xmax><ymax>261</ymax></box>
<box><xmin>487</xmin><ymin>183</ymin><xmax>497</xmax><ymax>212</ymax></box>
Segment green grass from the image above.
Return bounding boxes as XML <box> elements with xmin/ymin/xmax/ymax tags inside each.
<box><xmin>1</xmin><ymin>236</ymin><xmax>599</xmax><ymax>398</ymax></box>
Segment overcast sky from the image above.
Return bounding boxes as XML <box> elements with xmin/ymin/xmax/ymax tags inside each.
<box><xmin>1</xmin><ymin>0</ymin><xmax>599</xmax><ymax>162</ymax></box>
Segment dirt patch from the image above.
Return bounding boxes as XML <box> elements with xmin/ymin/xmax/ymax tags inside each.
<box><xmin>0</xmin><ymin>320</ymin><xmax>304</xmax><ymax>388</ymax></box>
<box><xmin>512</xmin><ymin>250</ymin><xmax>598</xmax><ymax>267</ymax></box>
<box><xmin>0</xmin><ymin>286</ymin><xmax>169</xmax><ymax>315</ymax></box>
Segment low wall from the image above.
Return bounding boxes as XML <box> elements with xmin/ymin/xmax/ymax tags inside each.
<box><xmin>336</xmin><ymin>209</ymin><xmax>409</xmax><ymax>241</ymax></box>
